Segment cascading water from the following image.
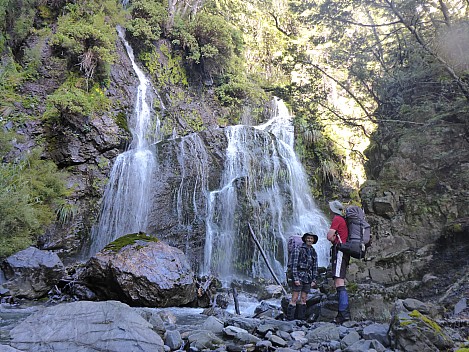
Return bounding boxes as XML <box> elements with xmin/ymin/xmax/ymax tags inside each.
<box><xmin>175</xmin><ymin>133</ymin><xmax>211</xmax><ymax>254</ymax></box>
<box><xmin>88</xmin><ymin>26</ymin><xmax>163</xmax><ymax>256</ymax></box>
<box><xmin>87</xmin><ymin>28</ymin><xmax>330</xmax><ymax>285</ymax></box>
<box><xmin>203</xmin><ymin>98</ymin><xmax>331</xmax><ymax>284</ymax></box>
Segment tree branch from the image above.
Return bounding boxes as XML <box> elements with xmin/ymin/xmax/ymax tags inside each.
<box><xmin>268</xmin><ymin>11</ymin><xmax>291</xmax><ymax>37</ymax></box>
<box><xmin>299</xmin><ymin>60</ymin><xmax>377</xmax><ymax>123</ymax></box>
<box><xmin>384</xmin><ymin>0</ymin><xmax>469</xmax><ymax>101</ymax></box>
<box><xmin>316</xmin><ymin>100</ymin><xmax>372</xmax><ymax>138</ymax></box>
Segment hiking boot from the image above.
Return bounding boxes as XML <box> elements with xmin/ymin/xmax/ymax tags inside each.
<box><xmin>286</xmin><ymin>304</ymin><xmax>296</xmax><ymax>321</ymax></box>
<box><xmin>333</xmin><ymin>312</ymin><xmax>350</xmax><ymax>324</ymax></box>
<box><xmin>296</xmin><ymin>304</ymin><xmax>307</xmax><ymax>321</ymax></box>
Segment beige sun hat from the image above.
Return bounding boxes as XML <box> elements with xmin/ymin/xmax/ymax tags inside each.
<box><xmin>329</xmin><ymin>200</ymin><xmax>344</xmax><ymax>215</ymax></box>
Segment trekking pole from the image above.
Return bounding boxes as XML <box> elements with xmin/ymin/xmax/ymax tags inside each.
<box><xmin>248</xmin><ymin>222</ymin><xmax>288</xmax><ymax>296</ymax></box>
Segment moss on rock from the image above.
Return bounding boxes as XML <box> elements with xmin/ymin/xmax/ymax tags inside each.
<box><xmin>103</xmin><ymin>232</ymin><xmax>159</xmax><ymax>252</ymax></box>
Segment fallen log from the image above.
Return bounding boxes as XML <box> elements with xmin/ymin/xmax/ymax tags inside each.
<box><xmin>248</xmin><ymin>222</ymin><xmax>288</xmax><ymax>296</ymax></box>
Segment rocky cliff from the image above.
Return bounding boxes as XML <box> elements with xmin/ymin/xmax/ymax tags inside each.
<box><xmin>350</xmin><ymin>101</ymin><xmax>469</xmax><ymax>310</ymax></box>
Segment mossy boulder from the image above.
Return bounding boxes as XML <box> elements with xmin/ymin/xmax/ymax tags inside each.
<box><xmin>390</xmin><ymin>309</ymin><xmax>454</xmax><ymax>351</ymax></box>
<box><xmin>80</xmin><ymin>234</ymin><xmax>197</xmax><ymax>307</ymax></box>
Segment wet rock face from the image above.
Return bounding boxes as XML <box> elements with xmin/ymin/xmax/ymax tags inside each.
<box><xmin>80</xmin><ymin>234</ymin><xmax>197</xmax><ymax>307</ymax></box>
<box><xmin>12</xmin><ymin>33</ymin><xmax>136</xmax><ymax>256</ymax></box>
<box><xmin>145</xmin><ymin>128</ymin><xmax>227</xmax><ymax>271</ymax></box>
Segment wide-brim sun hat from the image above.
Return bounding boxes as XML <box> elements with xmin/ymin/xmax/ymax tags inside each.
<box><xmin>302</xmin><ymin>232</ymin><xmax>318</xmax><ymax>244</ymax></box>
<box><xmin>329</xmin><ymin>200</ymin><xmax>344</xmax><ymax>215</ymax></box>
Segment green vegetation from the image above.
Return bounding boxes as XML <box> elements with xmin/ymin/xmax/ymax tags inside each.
<box><xmin>126</xmin><ymin>0</ymin><xmax>268</xmax><ymax>113</ymax></box>
<box><xmin>43</xmin><ymin>74</ymin><xmax>110</xmax><ymax>122</ymax></box>
<box><xmin>140</xmin><ymin>44</ymin><xmax>188</xmax><ymax>87</ymax></box>
<box><xmin>103</xmin><ymin>232</ymin><xmax>159</xmax><ymax>252</ymax></box>
<box><xmin>51</xmin><ymin>0</ymin><xmax>124</xmax><ymax>85</ymax></box>
<box><xmin>126</xmin><ymin>0</ymin><xmax>167</xmax><ymax>49</ymax></box>
<box><xmin>409</xmin><ymin>310</ymin><xmax>443</xmax><ymax>333</ymax></box>
<box><xmin>0</xmin><ymin>134</ymin><xmax>70</xmax><ymax>258</ymax></box>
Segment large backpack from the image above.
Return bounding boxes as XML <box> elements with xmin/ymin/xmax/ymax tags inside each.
<box><xmin>286</xmin><ymin>235</ymin><xmax>303</xmax><ymax>282</ymax></box>
<box><xmin>337</xmin><ymin>206</ymin><xmax>371</xmax><ymax>259</ymax></box>
<box><xmin>287</xmin><ymin>235</ymin><xmax>303</xmax><ymax>268</ymax></box>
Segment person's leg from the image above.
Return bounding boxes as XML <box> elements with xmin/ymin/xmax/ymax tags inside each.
<box><xmin>296</xmin><ymin>289</ymin><xmax>308</xmax><ymax>320</ymax></box>
<box><xmin>335</xmin><ymin>285</ymin><xmax>350</xmax><ymax>321</ymax></box>
<box><xmin>332</xmin><ymin>251</ymin><xmax>350</xmax><ymax>323</ymax></box>
<box><xmin>300</xmin><ymin>290</ymin><xmax>309</xmax><ymax>304</ymax></box>
<box><xmin>287</xmin><ymin>289</ymin><xmax>300</xmax><ymax>320</ymax></box>
<box><xmin>334</xmin><ymin>277</ymin><xmax>345</xmax><ymax>288</ymax></box>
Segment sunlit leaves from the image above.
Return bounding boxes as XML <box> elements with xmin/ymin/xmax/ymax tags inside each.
<box><xmin>127</xmin><ymin>0</ymin><xmax>167</xmax><ymax>48</ymax></box>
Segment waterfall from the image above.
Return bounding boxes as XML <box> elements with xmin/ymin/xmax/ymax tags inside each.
<box><xmin>87</xmin><ymin>26</ymin><xmax>330</xmax><ymax>285</ymax></box>
<box><xmin>87</xmin><ymin>26</ymin><xmax>163</xmax><ymax>255</ymax></box>
<box><xmin>203</xmin><ymin>98</ymin><xmax>330</xmax><ymax>283</ymax></box>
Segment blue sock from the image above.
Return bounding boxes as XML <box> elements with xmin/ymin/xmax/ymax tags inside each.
<box><xmin>337</xmin><ymin>286</ymin><xmax>349</xmax><ymax>312</ymax></box>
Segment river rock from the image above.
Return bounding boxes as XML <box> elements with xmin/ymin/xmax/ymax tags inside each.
<box><xmin>165</xmin><ymin>330</ymin><xmax>183</xmax><ymax>350</ymax></box>
<box><xmin>202</xmin><ymin>315</ymin><xmax>225</xmax><ymax>334</ymax></box>
<box><xmin>9</xmin><ymin>300</ymin><xmax>165</xmax><ymax>352</ymax></box>
<box><xmin>389</xmin><ymin>310</ymin><xmax>454</xmax><ymax>351</ymax></box>
<box><xmin>345</xmin><ymin>339</ymin><xmax>386</xmax><ymax>352</ymax></box>
<box><xmin>80</xmin><ymin>234</ymin><xmax>197</xmax><ymax>307</ymax></box>
<box><xmin>362</xmin><ymin>323</ymin><xmax>390</xmax><ymax>347</ymax></box>
<box><xmin>306</xmin><ymin>322</ymin><xmax>340</xmax><ymax>342</ymax></box>
<box><xmin>1</xmin><ymin>247</ymin><xmax>65</xmax><ymax>299</ymax></box>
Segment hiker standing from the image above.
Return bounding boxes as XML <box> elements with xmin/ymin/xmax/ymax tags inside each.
<box><xmin>327</xmin><ymin>200</ymin><xmax>351</xmax><ymax>323</ymax></box>
<box><xmin>286</xmin><ymin>232</ymin><xmax>318</xmax><ymax>321</ymax></box>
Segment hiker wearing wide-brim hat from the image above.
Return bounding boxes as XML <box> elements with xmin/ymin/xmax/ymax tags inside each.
<box><xmin>329</xmin><ymin>200</ymin><xmax>344</xmax><ymax>216</ymax></box>
<box><xmin>302</xmin><ymin>232</ymin><xmax>318</xmax><ymax>244</ymax></box>
<box><xmin>286</xmin><ymin>232</ymin><xmax>318</xmax><ymax>321</ymax></box>
<box><xmin>326</xmin><ymin>200</ymin><xmax>351</xmax><ymax>324</ymax></box>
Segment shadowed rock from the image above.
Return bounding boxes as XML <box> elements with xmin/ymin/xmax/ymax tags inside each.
<box><xmin>1</xmin><ymin>247</ymin><xmax>65</xmax><ymax>299</ymax></box>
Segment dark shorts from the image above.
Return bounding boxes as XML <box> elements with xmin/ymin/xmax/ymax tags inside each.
<box><xmin>290</xmin><ymin>282</ymin><xmax>311</xmax><ymax>293</ymax></box>
<box><xmin>331</xmin><ymin>246</ymin><xmax>350</xmax><ymax>279</ymax></box>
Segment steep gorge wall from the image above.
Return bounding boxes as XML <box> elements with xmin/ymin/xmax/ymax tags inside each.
<box><xmin>11</xmin><ymin>16</ymin><xmax>468</xmax><ymax>308</ymax></box>
<box><xmin>351</xmin><ymin>107</ymin><xmax>469</xmax><ymax>305</ymax></box>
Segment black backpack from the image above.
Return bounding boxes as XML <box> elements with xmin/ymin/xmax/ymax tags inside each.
<box><xmin>337</xmin><ymin>206</ymin><xmax>371</xmax><ymax>259</ymax></box>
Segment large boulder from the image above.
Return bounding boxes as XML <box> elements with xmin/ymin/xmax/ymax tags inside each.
<box><xmin>390</xmin><ymin>310</ymin><xmax>454</xmax><ymax>351</ymax></box>
<box><xmin>1</xmin><ymin>247</ymin><xmax>65</xmax><ymax>299</ymax></box>
<box><xmin>80</xmin><ymin>233</ymin><xmax>197</xmax><ymax>307</ymax></box>
<box><xmin>9</xmin><ymin>300</ymin><xmax>164</xmax><ymax>352</ymax></box>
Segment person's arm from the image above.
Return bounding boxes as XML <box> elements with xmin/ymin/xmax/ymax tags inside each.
<box><xmin>327</xmin><ymin>228</ymin><xmax>337</xmax><ymax>242</ymax></box>
<box><xmin>311</xmin><ymin>249</ymin><xmax>318</xmax><ymax>287</ymax></box>
<box><xmin>312</xmin><ymin>249</ymin><xmax>318</xmax><ymax>279</ymax></box>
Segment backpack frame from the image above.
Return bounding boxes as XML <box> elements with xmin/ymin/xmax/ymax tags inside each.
<box><xmin>337</xmin><ymin>206</ymin><xmax>371</xmax><ymax>259</ymax></box>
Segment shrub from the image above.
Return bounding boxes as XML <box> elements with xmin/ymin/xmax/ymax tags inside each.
<box><xmin>43</xmin><ymin>74</ymin><xmax>110</xmax><ymax>121</ymax></box>
<box><xmin>0</xmin><ymin>137</ymin><xmax>70</xmax><ymax>258</ymax></box>
<box><xmin>51</xmin><ymin>0</ymin><xmax>123</xmax><ymax>83</ymax></box>
<box><xmin>173</xmin><ymin>11</ymin><xmax>243</xmax><ymax>77</ymax></box>
<box><xmin>126</xmin><ymin>0</ymin><xmax>167</xmax><ymax>49</ymax></box>
<box><xmin>215</xmin><ymin>72</ymin><xmax>267</xmax><ymax>107</ymax></box>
